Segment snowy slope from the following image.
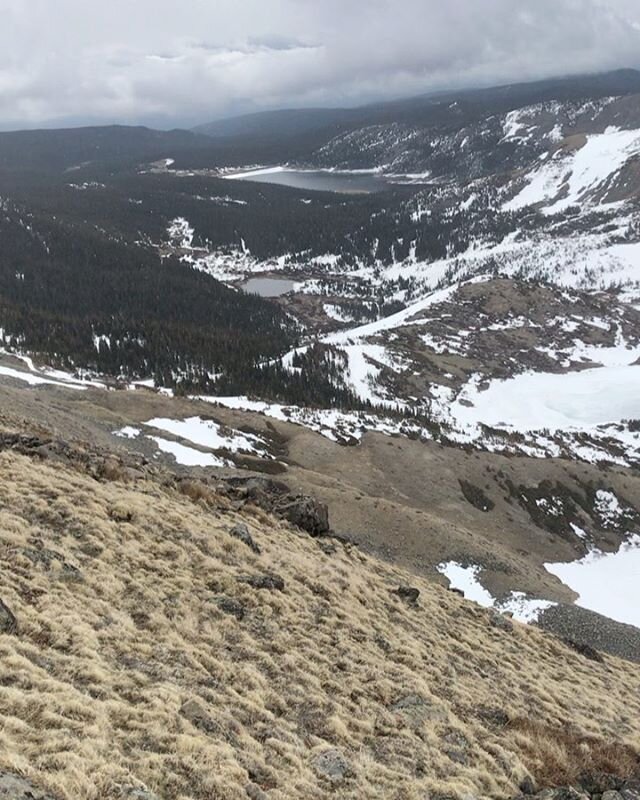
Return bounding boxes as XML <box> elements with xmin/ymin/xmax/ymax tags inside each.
<box><xmin>504</xmin><ymin>126</ymin><xmax>640</xmax><ymax>214</ymax></box>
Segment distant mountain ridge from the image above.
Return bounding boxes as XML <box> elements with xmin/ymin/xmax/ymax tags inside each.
<box><xmin>194</xmin><ymin>68</ymin><xmax>640</xmax><ymax>143</ymax></box>
<box><xmin>0</xmin><ymin>125</ymin><xmax>210</xmax><ymax>173</ymax></box>
<box><xmin>2</xmin><ymin>68</ymin><xmax>640</xmax><ymax>177</ymax></box>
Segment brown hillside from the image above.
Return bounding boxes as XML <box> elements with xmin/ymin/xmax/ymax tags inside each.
<box><xmin>0</xmin><ymin>433</ymin><xmax>639</xmax><ymax>799</ymax></box>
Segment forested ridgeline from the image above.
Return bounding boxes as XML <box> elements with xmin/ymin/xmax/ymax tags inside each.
<box><xmin>0</xmin><ymin>201</ymin><xmax>300</xmax><ymax>386</ymax></box>
<box><xmin>0</xmin><ymin>199</ymin><xmax>406</xmax><ymax>408</ymax></box>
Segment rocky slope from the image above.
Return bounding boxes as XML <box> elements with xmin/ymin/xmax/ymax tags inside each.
<box><xmin>1</xmin><ymin>354</ymin><xmax>640</xmax><ymax>658</ymax></box>
<box><xmin>0</xmin><ymin>414</ymin><xmax>639</xmax><ymax>800</ymax></box>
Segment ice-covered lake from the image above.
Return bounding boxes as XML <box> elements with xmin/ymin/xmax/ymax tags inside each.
<box><xmin>452</xmin><ymin>364</ymin><xmax>640</xmax><ymax>431</ymax></box>
<box><xmin>546</xmin><ymin>536</ymin><xmax>640</xmax><ymax>628</ymax></box>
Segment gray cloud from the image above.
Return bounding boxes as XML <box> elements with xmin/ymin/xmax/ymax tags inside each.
<box><xmin>1</xmin><ymin>0</ymin><xmax>640</xmax><ymax>129</ymax></box>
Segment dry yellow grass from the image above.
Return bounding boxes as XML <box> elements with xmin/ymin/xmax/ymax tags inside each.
<box><xmin>0</xmin><ymin>445</ymin><xmax>639</xmax><ymax>800</ymax></box>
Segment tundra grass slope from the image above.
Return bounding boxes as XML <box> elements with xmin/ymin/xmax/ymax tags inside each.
<box><xmin>0</xmin><ymin>444</ymin><xmax>639</xmax><ymax>799</ymax></box>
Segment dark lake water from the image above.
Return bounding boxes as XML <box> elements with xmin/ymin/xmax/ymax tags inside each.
<box><xmin>242</xmin><ymin>277</ymin><xmax>296</xmax><ymax>297</ymax></box>
<box><xmin>230</xmin><ymin>169</ymin><xmax>394</xmax><ymax>194</ymax></box>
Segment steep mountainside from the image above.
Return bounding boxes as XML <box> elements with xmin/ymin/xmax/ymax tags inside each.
<box><xmin>0</xmin><ymin>416</ymin><xmax>639</xmax><ymax>800</ymax></box>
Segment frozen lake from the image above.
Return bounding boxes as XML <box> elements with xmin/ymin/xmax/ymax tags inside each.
<box><xmin>453</xmin><ymin>364</ymin><xmax>640</xmax><ymax>431</ymax></box>
<box><xmin>546</xmin><ymin>536</ymin><xmax>640</xmax><ymax>628</ymax></box>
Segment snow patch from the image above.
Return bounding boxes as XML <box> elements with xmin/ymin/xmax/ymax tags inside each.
<box><xmin>437</xmin><ymin>562</ymin><xmax>556</xmax><ymax>624</ymax></box>
<box><xmin>149</xmin><ymin>437</ymin><xmax>229</xmax><ymax>468</ymax></box>
<box><xmin>450</xmin><ymin>364</ymin><xmax>640</xmax><ymax>432</ymax></box>
<box><xmin>146</xmin><ymin>416</ymin><xmax>270</xmax><ymax>457</ymax></box>
<box><xmin>115</xmin><ymin>426</ymin><xmax>141</xmax><ymax>439</ymax></box>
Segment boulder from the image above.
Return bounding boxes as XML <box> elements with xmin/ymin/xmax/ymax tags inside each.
<box><xmin>536</xmin><ymin>789</ymin><xmax>589</xmax><ymax>800</ymax></box>
<box><xmin>277</xmin><ymin>496</ymin><xmax>330</xmax><ymax>537</ymax></box>
<box><xmin>217</xmin><ymin>596</ymin><xmax>246</xmax><ymax>621</ymax></box>
<box><xmin>621</xmin><ymin>779</ymin><xmax>640</xmax><ymax>800</ymax></box>
<box><xmin>229</xmin><ymin>523</ymin><xmax>261</xmax><ymax>554</ymax></box>
<box><xmin>221</xmin><ymin>477</ymin><xmax>331</xmax><ymax>537</ymax></box>
<box><xmin>578</xmin><ymin>772</ymin><xmax>623</xmax><ymax>795</ymax></box>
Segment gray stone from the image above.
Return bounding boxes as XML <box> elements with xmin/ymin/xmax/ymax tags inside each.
<box><xmin>602</xmin><ymin>792</ymin><xmax>624</xmax><ymax>800</ymax></box>
<box><xmin>311</xmin><ymin>748</ymin><xmax>351</xmax><ymax>783</ymax></box>
<box><xmin>621</xmin><ymin>780</ymin><xmax>640</xmax><ymax>800</ymax></box>
<box><xmin>229</xmin><ymin>523</ymin><xmax>261</xmax><ymax>554</ymax></box>
<box><xmin>0</xmin><ymin>771</ymin><xmax>56</xmax><ymax>799</ymax></box>
<box><xmin>0</xmin><ymin>599</ymin><xmax>17</xmax><ymax>636</ymax></box>
<box><xmin>277</xmin><ymin>496</ymin><xmax>330</xmax><ymax>537</ymax></box>
<box><xmin>538</xmin><ymin>789</ymin><xmax>589</xmax><ymax>800</ymax></box>
<box><xmin>578</xmin><ymin>772</ymin><xmax>623</xmax><ymax>795</ymax></box>
<box><xmin>392</xmin><ymin>586</ymin><xmax>420</xmax><ymax>604</ymax></box>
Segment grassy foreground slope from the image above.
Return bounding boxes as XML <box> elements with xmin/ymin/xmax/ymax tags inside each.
<box><xmin>0</xmin><ymin>429</ymin><xmax>639</xmax><ymax>800</ymax></box>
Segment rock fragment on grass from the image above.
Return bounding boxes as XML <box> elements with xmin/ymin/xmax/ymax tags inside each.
<box><xmin>229</xmin><ymin>522</ymin><xmax>261</xmax><ymax>554</ymax></box>
<box><xmin>0</xmin><ymin>599</ymin><xmax>17</xmax><ymax>635</ymax></box>
<box><xmin>392</xmin><ymin>585</ymin><xmax>420</xmax><ymax>604</ymax></box>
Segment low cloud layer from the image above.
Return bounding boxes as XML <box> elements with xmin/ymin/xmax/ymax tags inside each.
<box><xmin>2</xmin><ymin>0</ymin><xmax>640</xmax><ymax>129</ymax></box>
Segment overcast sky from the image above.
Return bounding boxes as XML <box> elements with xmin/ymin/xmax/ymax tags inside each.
<box><xmin>2</xmin><ymin>0</ymin><xmax>640</xmax><ymax>130</ymax></box>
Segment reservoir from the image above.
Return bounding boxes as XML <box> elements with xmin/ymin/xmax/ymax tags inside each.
<box><xmin>227</xmin><ymin>167</ymin><xmax>395</xmax><ymax>194</ymax></box>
